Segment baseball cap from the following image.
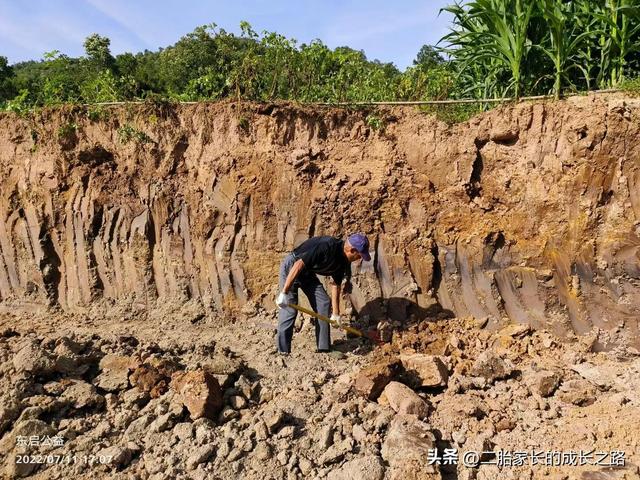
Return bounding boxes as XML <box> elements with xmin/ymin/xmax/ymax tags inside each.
<box><xmin>348</xmin><ymin>233</ymin><xmax>371</xmax><ymax>261</ymax></box>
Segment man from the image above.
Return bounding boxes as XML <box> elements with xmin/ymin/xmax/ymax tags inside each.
<box><xmin>275</xmin><ymin>233</ymin><xmax>371</xmax><ymax>354</ymax></box>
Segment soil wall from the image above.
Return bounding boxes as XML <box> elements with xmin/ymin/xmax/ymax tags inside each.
<box><xmin>0</xmin><ymin>96</ymin><xmax>638</xmax><ymax>349</ymax></box>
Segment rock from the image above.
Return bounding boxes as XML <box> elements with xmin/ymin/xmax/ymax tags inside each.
<box><xmin>327</xmin><ymin>455</ymin><xmax>385</xmax><ymax>480</ymax></box>
<box><xmin>0</xmin><ymin>398</ymin><xmax>22</xmax><ymax>433</ymax></box>
<box><xmin>186</xmin><ymin>444</ymin><xmax>216</xmax><ymax>470</ymax></box>
<box><xmin>530</xmin><ymin>370</ymin><xmax>562</xmax><ymax>397</ymax></box>
<box><xmin>379</xmin><ymin>382</ymin><xmax>429</xmax><ymax>418</ymax></box>
<box><xmin>299</xmin><ymin>457</ymin><xmax>313</xmax><ymax>475</ymax></box>
<box><xmin>97</xmin><ymin>445</ymin><xmax>132</xmax><ymax>468</ymax></box>
<box><xmin>255</xmin><ymin>443</ymin><xmax>272</xmax><ymax>460</ymax></box>
<box><xmin>400</xmin><ymin>354</ymin><xmax>448</xmax><ymax>387</ymax></box>
<box><xmin>265</xmin><ymin>409</ymin><xmax>285</xmax><ymax>434</ymax></box>
<box><xmin>5</xmin><ymin>452</ymin><xmax>37</xmax><ymax>478</ymax></box>
<box><xmin>319</xmin><ymin>438</ymin><xmax>353</xmax><ymax>465</ymax></box>
<box><xmin>352</xmin><ymin>424</ymin><xmax>367</xmax><ymax>443</ymax></box>
<box><xmin>12</xmin><ymin>419</ymin><xmax>55</xmax><ymax>439</ymax></box>
<box><xmin>170</xmin><ymin>369</ymin><xmax>223</xmax><ymax>420</ymax></box>
<box><xmin>277</xmin><ymin>425</ymin><xmax>296</xmax><ymax>439</ymax></box>
<box><xmin>557</xmin><ymin>379</ymin><xmax>597</xmax><ymax>406</ymax></box>
<box><xmin>218</xmin><ymin>406</ymin><xmax>240</xmax><ymax>423</ymax></box>
<box><xmin>150</xmin><ymin>412</ymin><xmax>176</xmax><ymax>432</ymax></box>
<box><xmin>253</xmin><ymin>420</ymin><xmax>269</xmax><ymax>440</ymax></box>
<box><xmin>173</xmin><ymin>422</ymin><xmax>194</xmax><ymax>441</ymax></box>
<box><xmin>316</xmin><ymin>424</ymin><xmax>334</xmax><ymax>449</ymax></box>
<box><xmin>61</xmin><ymin>379</ymin><xmax>104</xmax><ymax>409</ymax></box>
<box><xmin>206</xmin><ymin>356</ymin><xmax>244</xmax><ymax>376</ymax></box>
<box><xmin>499</xmin><ymin>323</ymin><xmax>531</xmax><ymax>338</ymax></box>
<box><xmin>470</xmin><ymin>351</ymin><xmax>514</xmax><ymax>382</ymax></box>
<box><xmin>123</xmin><ymin>388</ymin><xmax>150</xmax><ymax>407</ymax></box>
<box><xmin>13</xmin><ymin>341</ymin><xmax>55</xmax><ymax>375</ymax></box>
<box><xmin>381</xmin><ymin>415</ymin><xmax>439</xmax><ymax>480</ymax></box>
<box><xmin>571</xmin><ymin>363</ymin><xmax>615</xmax><ymax>390</ymax></box>
<box><xmin>94</xmin><ymin>355</ymin><xmax>131</xmax><ymax>392</ymax></box>
<box><xmin>130</xmin><ymin>364</ymin><xmax>170</xmax><ymax>398</ymax></box>
<box><xmin>277</xmin><ymin>450</ymin><xmax>289</xmax><ymax>466</ymax></box>
<box><xmin>354</xmin><ymin>358</ymin><xmax>401</xmax><ymax>400</ymax></box>
<box><xmin>229</xmin><ymin>395</ymin><xmax>247</xmax><ymax>410</ymax></box>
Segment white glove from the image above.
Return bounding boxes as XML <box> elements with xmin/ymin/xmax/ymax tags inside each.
<box><xmin>330</xmin><ymin>314</ymin><xmax>342</xmax><ymax>326</ymax></box>
<box><xmin>276</xmin><ymin>291</ymin><xmax>290</xmax><ymax>309</ymax></box>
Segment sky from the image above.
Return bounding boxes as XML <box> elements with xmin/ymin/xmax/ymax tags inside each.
<box><xmin>0</xmin><ymin>0</ymin><xmax>454</xmax><ymax>70</ymax></box>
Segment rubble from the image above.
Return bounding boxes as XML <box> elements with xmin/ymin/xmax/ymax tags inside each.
<box><xmin>170</xmin><ymin>370</ymin><xmax>224</xmax><ymax>420</ymax></box>
<box><xmin>0</xmin><ymin>314</ymin><xmax>637</xmax><ymax>480</ymax></box>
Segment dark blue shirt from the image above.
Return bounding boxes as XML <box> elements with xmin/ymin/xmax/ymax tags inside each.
<box><xmin>293</xmin><ymin>236</ymin><xmax>350</xmax><ymax>284</ymax></box>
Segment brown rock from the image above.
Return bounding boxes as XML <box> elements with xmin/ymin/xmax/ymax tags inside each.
<box><xmin>381</xmin><ymin>414</ymin><xmax>439</xmax><ymax>480</ymax></box>
<box><xmin>532</xmin><ymin>370</ymin><xmax>561</xmax><ymax>397</ymax></box>
<box><xmin>327</xmin><ymin>455</ymin><xmax>385</xmax><ymax>480</ymax></box>
<box><xmin>557</xmin><ymin>379</ymin><xmax>597</xmax><ymax>406</ymax></box>
<box><xmin>380</xmin><ymin>382</ymin><xmax>429</xmax><ymax>418</ymax></box>
<box><xmin>170</xmin><ymin>369</ymin><xmax>223</xmax><ymax>420</ymax></box>
<box><xmin>400</xmin><ymin>354</ymin><xmax>448</xmax><ymax>387</ymax></box>
<box><xmin>13</xmin><ymin>342</ymin><xmax>56</xmax><ymax>375</ymax></box>
<box><xmin>130</xmin><ymin>366</ymin><xmax>168</xmax><ymax>398</ymax></box>
<box><xmin>94</xmin><ymin>355</ymin><xmax>132</xmax><ymax>392</ymax></box>
<box><xmin>470</xmin><ymin>350</ymin><xmax>514</xmax><ymax>382</ymax></box>
<box><xmin>355</xmin><ymin>358</ymin><xmax>401</xmax><ymax>400</ymax></box>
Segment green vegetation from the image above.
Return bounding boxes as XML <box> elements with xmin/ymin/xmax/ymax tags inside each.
<box><xmin>117</xmin><ymin>124</ymin><xmax>153</xmax><ymax>145</ymax></box>
<box><xmin>443</xmin><ymin>0</ymin><xmax>640</xmax><ymax>100</ymax></box>
<box><xmin>365</xmin><ymin>114</ymin><xmax>386</xmax><ymax>132</ymax></box>
<box><xmin>0</xmin><ymin>1</ymin><xmax>638</xmax><ymax>120</ymax></box>
<box><xmin>57</xmin><ymin>122</ymin><xmax>77</xmax><ymax>139</ymax></box>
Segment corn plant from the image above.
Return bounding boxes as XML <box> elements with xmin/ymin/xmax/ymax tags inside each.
<box><xmin>443</xmin><ymin>0</ymin><xmax>534</xmax><ymax>99</ymax></box>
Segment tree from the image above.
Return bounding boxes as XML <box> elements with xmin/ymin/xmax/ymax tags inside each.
<box><xmin>83</xmin><ymin>33</ymin><xmax>115</xmax><ymax>70</ymax></box>
<box><xmin>413</xmin><ymin>45</ymin><xmax>445</xmax><ymax>70</ymax></box>
<box><xmin>0</xmin><ymin>56</ymin><xmax>16</xmax><ymax>102</ymax></box>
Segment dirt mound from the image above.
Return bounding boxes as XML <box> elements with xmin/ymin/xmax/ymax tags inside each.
<box><xmin>0</xmin><ymin>95</ymin><xmax>638</xmax><ymax>351</ymax></box>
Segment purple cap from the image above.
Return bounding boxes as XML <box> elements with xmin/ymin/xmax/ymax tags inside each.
<box><xmin>348</xmin><ymin>233</ymin><xmax>371</xmax><ymax>261</ymax></box>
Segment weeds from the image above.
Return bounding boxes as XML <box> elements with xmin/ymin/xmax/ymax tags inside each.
<box><xmin>620</xmin><ymin>77</ymin><xmax>640</xmax><ymax>96</ymax></box>
<box><xmin>365</xmin><ymin>114</ymin><xmax>386</xmax><ymax>131</ymax></box>
<box><xmin>87</xmin><ymin>105</ymin><xmax>109</xmax><ymax>122</ymax></box>
<box><xmin>57</xmin><ymin>122</ymin><xmax>78</xmax><ymax>139</ymax></box>
<box><xmin>117</xmin><ymin>124</ymin><xmax>153</xmax><ymax>145</ymax></box>
<box><xmin>238</xmin><ymin>115</ymin><xmax>250</xmax><ymax>133</ymax></box>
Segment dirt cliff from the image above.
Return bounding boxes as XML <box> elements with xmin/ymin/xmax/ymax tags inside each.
<box><xmin>0</xmin><ymin>95</ymin><xmax>638</xmax><ymax>349</ymax></box>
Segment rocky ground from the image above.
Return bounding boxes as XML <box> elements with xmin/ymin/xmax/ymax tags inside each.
<box><xmin>1</xmin><ymin>304</ymin><xmax>639</xmax><ymax>480</ymax></box>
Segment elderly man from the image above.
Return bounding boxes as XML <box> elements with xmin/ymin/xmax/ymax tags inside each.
<box><xmin>275</xmin><ymin>233</ymin><xmax>371</xmax><ymax>354</ymax></box>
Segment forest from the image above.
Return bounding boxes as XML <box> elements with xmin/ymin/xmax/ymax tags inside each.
<box><xmin>1</xmin><ymin>0</ymin><xmax>639</xmax><ymax>112</ymax></box>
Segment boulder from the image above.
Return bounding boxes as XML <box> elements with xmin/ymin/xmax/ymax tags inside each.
<box><xmin>129</xmin><ymin>359</ymin><xmax>179</xmax><ymax>399</ymax></box>
<box><xmin>326</xmin><ymin>455</ymin><xmax>385</xmax><ymax>480</ymax></box>
<box><xmin>186</xmin><ymin>445</ymin><xmax>216</xmax><ymax>470</ymax></box>
<box><xmin>557</xmin><ymin>379</ymin><xmax>597</xmax><ymax>406</ymax></box>
<box><xmin>97</xmin><ymin>445</ymin><xmax>132</xmax><ymax>469</ymax></box>
<box><xmin>94</xmin><ymin>355</ymin><xmax>132</xmax><ymax>392</ymax></box>
<box><xmin>470</xmin><ymin>351</ymin><xmax>514</xmax><ymax>382</ymax></box>
<box><xmin>379</xmin><ymin>382</ymin><xmax>429</xmax><ymax>418</ymax></box>
<box><xmin>170</xmin><ymin>369</ymin><xmax>223</xmax><ymax>420</ymax></box>
<box><xmin>61</xmin><ymin>379</ymin><xmax>104</xmax><ymax>409</ymax></box>
<box><xmin>530</xmin><ymin>370</ymin><xmax>561</xmax><ymax>397</ymax></box>
<box><xmin>400</xmin><ymin>354</ymin><xmax>448</xmax><ymax>387</ymax></box>
<box><xmin>381</xmin><ymin>414</ymin><xmax>439</xmax><ymax>480</ymax></box>
<box><xmin>355</xmin><ymin>358</ymin><xmax>401</xmax><ymax>400</ymax></box>
<box><xmin>13</xmin><ymin>342</ymin><xmax>55</xmax><ymax>375</ymax></box>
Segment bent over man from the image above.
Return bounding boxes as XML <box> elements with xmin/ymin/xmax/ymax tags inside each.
<box><xmin>275</xmin><ymin>233</ymin><xmax>371</xmax><ymax>354</ymax></box>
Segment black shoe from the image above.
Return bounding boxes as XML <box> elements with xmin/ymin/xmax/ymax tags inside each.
<box><xmin>316</xmin><ymin>348</ymin><xmax>330</xmax><ymax>353</ymax></box>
